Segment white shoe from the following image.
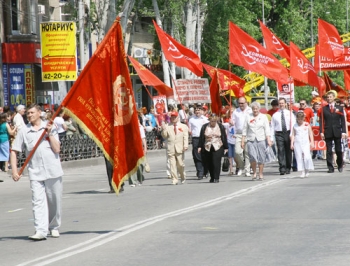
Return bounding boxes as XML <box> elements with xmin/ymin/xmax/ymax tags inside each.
<box><xmin>28</xmin><ymin>232</ymin><xmax>47</xmax><ymax>241</ymax></box>
<box><xmin>50</xmin><ymin>229</ymin><xmax>60</xmax><ymax>238</ymax></box>
<box><xmin>300</xmin><ymin>171</ymin><xmax>305</xmax><ymax>178</ymax></box>
<box><xmin>130</xmin><ymin>184</ymin><xmax>136</xmax><ymax>187</ymax></box>
<box><xmin>237</xmin><ymin>169</ymin><xmax>243</xmax><ymax>176</ymax></box>
<box><xmin>245</xmin><ymin>172</ymin><xmax>251</xmax><ymax>177</ymax></box>
<box><xmin>181</xmin><ymin>179</ymin><xmax>186</xmax><ymax>184</ymax></box>
<box><xmin>305</xmin><ymin>170</ymin><xmax>310</xmax><ymax>177</ymax></box>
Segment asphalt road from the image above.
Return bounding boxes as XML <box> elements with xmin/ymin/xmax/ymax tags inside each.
<box><xmin>1</xmin><ymin>150</ymin><xmax>350</xmax><ymax>266</ymax></box>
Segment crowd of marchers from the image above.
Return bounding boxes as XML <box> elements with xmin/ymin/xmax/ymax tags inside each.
<box><xmin>137</xmin><ymin>89</ymin><xmax>348</xmax><ymax>187</ymax></box>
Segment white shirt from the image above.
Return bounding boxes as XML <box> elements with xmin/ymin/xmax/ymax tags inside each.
<box><xmin>271</xmin><ymin>109</ymin><xmax>296</xmax><ymax>137</ymax></box>
<box><xmin>188</xmin><ymin>115</ymin><xmax>208</xmax><ymax>137</ymax></box>
<box><xmin>12</xmin><ymin>120</ymin><xmax>63</xmax><ymax>181</ymax></box>
<box><xmin>178</xmin><ymin>109</ymin><xmax>187</xmax><ymax>122</ymax></box>
<box><xmin>231</xmin><ymin>107</ymin><xmax>252</xmax><ymax>134</ymax></box>
<box><xmin>13</xmin><ymin>113</ymin><xmax>25</xmax><ymax>130</ymax></box>
<box><xmin>139</xmin><ymin>124</ymin><xmax>145</xmax><ymax>139</ymax></box>
<box><xmin>53</xmin><ymin>117</ymin><xmax>66</xmax><ymax>133</ymax></box>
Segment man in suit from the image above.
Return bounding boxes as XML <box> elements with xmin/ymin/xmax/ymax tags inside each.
<box><xmin>161</xmin><ymin>111</ymin><xmax>189</xmax><ymax>185</ymax></box>
<box><xmin>319</xmin><ymin>91</ymin><xmax>347</xmax><ymax>173</ymax></box>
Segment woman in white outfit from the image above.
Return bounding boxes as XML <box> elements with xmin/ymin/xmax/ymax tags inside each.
<box><xmin>241</xmin><ymin>102</ymin><xmax>272</xmax><ymax>181</ymax></box>
<box><xmin>290</xmin><ymin>112</ymin><xmax>314</xmax><ymax>178</ymax></box>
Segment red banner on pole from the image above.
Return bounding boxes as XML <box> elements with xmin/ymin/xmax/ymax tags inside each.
<box><xmin>290</xmin><ymin>42</ymin><xmax>321</xmax><ymax>89</ymax></box>
<box><xmin>153</xmin><ymin>20</ymin><xmax>203</xmax><ymax>77</ymax></box>
<box><xmin>318</xmin><ymin>18</ymin><xmax>344</xmax><ymax>61</ymax></box>
<box><xmin>128</xmin><ymin>56</ymin><xmax>173</xmax><ymax>97</ymax></box>
<box><xmin>60</xmin><ymin>18</ymin><xmax>144</xmax><ymax>193</ymax></box>
<box><xmin>203</xmin><ymin>64</ymin><xmax>245</xmax><ymax>97</ymax></box>
<box><xmin>259</xmin><ymin>20</ymin><xmax>290</xmax><ymax>61</ymax></box>
<box><xmin>229</xmin><ymin>21</ymin><xmax>289</xmax><ymax>84</ymax></box>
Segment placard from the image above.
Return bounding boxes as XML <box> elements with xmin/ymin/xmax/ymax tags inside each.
<box><xmin>174</xmin><ymin>79</ymin><xmax>211</xmax><ymax>104</ymax></box>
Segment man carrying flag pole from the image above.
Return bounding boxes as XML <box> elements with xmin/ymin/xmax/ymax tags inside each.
<box><xmin>11</xmin><ymin>104</ymin><xmax>63</xmax><ymax>241</ymax></box>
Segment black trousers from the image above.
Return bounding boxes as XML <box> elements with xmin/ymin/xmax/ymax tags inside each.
<box><xmin>275</xmin><ymin>131</ymin><xmax>292</xmax><ymax>173</ymax></box>
<box><xmin>192</xmin><ymin>137</ymin><xmax>205</xmax><ymax>177</ymax></box>
<box><xmin>203</xmin><ymin>146</ymin><xmax>224</xmax><ymax>180</ymax></box>
<box><xmin>325</xmin><ymin>137</ymin><xmax>343</xmax><ymax>170</ymax></box>
<box><xmin>104</xmin><ymin>157</ymin><xmax>113</xmax><ymax>190</ymax></box>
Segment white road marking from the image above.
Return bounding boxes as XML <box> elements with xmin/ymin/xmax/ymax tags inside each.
<box><xmin>8</xmin><ymin>208</ymin><xmax>23</xmax><ymax>213</ymax></box>
<box><xmin>17</xmin><ymin>178</ymin><xmax>284</xmax><ymax>266</ymax></box>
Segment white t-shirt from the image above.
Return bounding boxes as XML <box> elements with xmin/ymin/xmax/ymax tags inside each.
<box><xmin>53</xmin><ymin>117</ymin><xmax>66</xmax><ymax>133</ymax></box>
<box><xmin>223</xmin><ymin>123</ymin><xmax>236</xmax><ymax>145</ymax></box>
<box><xmin>13</xmin><ymin>113</ymin><xmax>25</xmax><ymax>130</ymax></box>
<box><xmin>231</xmin><ymin>107</ymin><xmax>252</xmax><ymax>134</ymax></box>
<box><xmin>139</xmin><ymin>124</ymin><xmax>145</xmax><ymax>139</ymax></box>
<box><xmin>178</xmin><ymin>109</ymin><xmax>187</xmax><ymax>123</ymax></box>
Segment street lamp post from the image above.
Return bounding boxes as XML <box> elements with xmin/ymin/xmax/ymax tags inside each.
<box><xmin>347</xmin><ymin>0</ymin><xmax>349</xmax><ymax>32</ymax></box>
<box><xmin>262</xmin><ymin>0</ymin><xmax>269</xmax><ymax>110</ymax></box>
<box><xmin>311</xmin><ymin>0</ymin><xmax>314</xmax><ymax>47</ymax></box>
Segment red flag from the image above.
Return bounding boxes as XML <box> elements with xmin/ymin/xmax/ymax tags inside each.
<box><xmin>344</xmin><ymin>70</ymin><xmax>350</xmax><ymax>91</ymax></box>
<box><xmin>259</xmin><ymin>20</ymin><xmax>290</xmax><ymax>61</ymax></box>
<box><xmin>318</xmin><ymin>19</ymin><xmax>344</xmax><ymax>61</ymax></box>
<box><xmin>323</xmin><ymin>72</ymin><xmax>344</xmax><ymax>92</ymax></box>
<box><xmin>290</xmin><ymin>41</ymin><xmax>320</xmax><ymax>89</ymax></box>
<box><xmin>315</xmin><ymin>44</ymin><xmax>350</xmax><ymax>71</ymax></box>
<box><xmin>153</xmin><ymin>20</ymin><xmax>203</xmax><ymax>77</ymax></box>
<box><xmin>202</xmin><ymin>64</ymin><xmax>245</xmax><ymax>97</ymax></box>
<box><xmin>60</xmin><ymin>19</ymin><xmax>144</xmax><ymax>194</ymax></box>
<box><xmin>209</xmin><ymin>71</ymin><xmax>222</xmax><ymax>115</ymax></box>
<box><xmin>128</xmin><ymin>56</ymin><xmax>173</xmax><ymax>97</ymax></box>
<box><xmin>229</xmin><ymin>21</ymin><xmax>289</xmax><ymax>84</ymax></box>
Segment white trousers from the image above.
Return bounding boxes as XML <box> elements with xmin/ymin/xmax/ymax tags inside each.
<box><xmin>234</xmin><ymin>134</ymin><xmax>250</xmax><ymax>173</ymax></box>
<box><xmin>30</xmin><ymin>177</ymin><xmax>62</xmax><ymax>236</ymax></box>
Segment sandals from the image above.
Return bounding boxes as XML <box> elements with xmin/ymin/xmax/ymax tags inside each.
<box><xmin>252</xmin><ymin>174</ymin><xmax>257</xmax><ymax>181</ymax></box>
<box><xmin>258</xmin><ymin>175</ymin><xmax>264</xmax><ymax>181</ymax></box>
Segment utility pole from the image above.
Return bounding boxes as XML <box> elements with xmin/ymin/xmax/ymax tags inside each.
<box><xmin>79</xmin><ymin>0</ymin><xmax>85</xmax><ymax>71</ymax></box>
<box><xmin>152</xmin><ymin>0</ymin><xmax>171</xmax><ymax>87</ymax></box>
<box><xmin>262</xmin><ymin>0</ymin><xmax>268</xmax><ymax>110</ymax></box>
<box><xmin>347</xmin><ymin>0</ymin><xmax>349</xmax><ymax>33</ymax></box>
<box><xmin>197</xmin><ymin>0</ymin><xmax>201</xmax><ymax>59</ymax></box>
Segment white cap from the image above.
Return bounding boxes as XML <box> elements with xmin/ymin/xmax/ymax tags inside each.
<box><xmin>311</xmin><ymin>91</ymin><xmax>319</xmax><ymax>96</ymax></box>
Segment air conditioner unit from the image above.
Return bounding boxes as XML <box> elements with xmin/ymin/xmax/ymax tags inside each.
<box><xmin>134</xmin><ymin>48</ymin><xmax>147</xmax><ymax>58</ymax></box>
<box><xmin>38</xmin><ymin>5</ymin><xmax>45</xmax><ymax>15</ymax></box>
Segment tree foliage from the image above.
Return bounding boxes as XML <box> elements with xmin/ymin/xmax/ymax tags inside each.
<box><xmin>86</xmin><ymin>0</ymin><xmax>350</xmax><ymax>102</ymax></box>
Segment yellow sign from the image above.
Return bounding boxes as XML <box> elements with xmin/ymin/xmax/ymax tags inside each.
<box><xmin>40</xmin><ymin>22</ymin><xmax>77</xmax><ymax>82</ymax></box>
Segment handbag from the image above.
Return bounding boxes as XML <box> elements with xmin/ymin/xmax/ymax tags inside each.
<box><xmin>265</xmin><ymin>146</ymin><xmax>276</xmax><ymax>163</ymax></box>
<box><xmin>222</xmin><ymin>157</ymin><xmax>229</xmax><ymax>172</ymax></box>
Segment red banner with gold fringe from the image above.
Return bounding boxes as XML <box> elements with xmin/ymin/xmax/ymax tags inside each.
<box><xmin>60</xmin><ymin>18</ymin><xmax>144</xmax><ymax>194</ymax></box>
